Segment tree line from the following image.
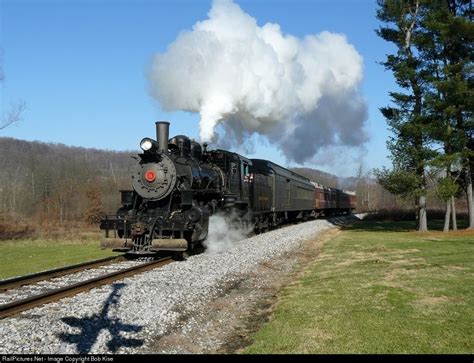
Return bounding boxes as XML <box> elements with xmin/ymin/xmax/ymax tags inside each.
<box><xmin>0</xmin><ymin>138</ymin><xmax>135</xmax><ymax>227</ymax></box>
<box><xmin>375</xmin><ymin>0</ymin><xmax>473</xmax><ymax>232</ymax></box>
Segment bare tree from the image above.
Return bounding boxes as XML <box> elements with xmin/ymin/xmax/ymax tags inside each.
<box><xmin>0</xmin><ymin>54</ymin><xmax>26</xmax><ymax>130</ymax></box>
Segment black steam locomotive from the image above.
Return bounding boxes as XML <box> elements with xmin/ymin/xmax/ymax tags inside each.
<box><xmin>100</xmin><ymin>121</ymin><xmax>356</xmax><ymax>257</ymax></box>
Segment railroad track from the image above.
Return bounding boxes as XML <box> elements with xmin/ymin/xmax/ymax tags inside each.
<box><xmin>0</xmin><ymin>255</ymin><xmax>126</xmax><ymax>292</ymax></box>
<box><xmin>0</xmin><ymin>257</ymin><xmax>173</xmax><ymax>319</ymax></box>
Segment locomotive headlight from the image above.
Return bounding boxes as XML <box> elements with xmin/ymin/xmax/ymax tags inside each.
<box><xmin>140</xmin><ymin>138</ymin><xmax>155</xmax><ymax>151</ymax></box>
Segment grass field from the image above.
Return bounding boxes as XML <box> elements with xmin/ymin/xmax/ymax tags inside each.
<box><xmin>244</xmin><ymin>219</ymin><xmax>474</xmax><ymax>354</ymax></box>
<box><xmin>0</xmin><ymin>231</ymin><xmax>120</xmax><ymax>279</ymax></box>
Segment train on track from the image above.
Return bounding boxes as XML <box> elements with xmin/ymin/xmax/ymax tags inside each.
<box><xmin>100</xmin><ymin>121</ymin><xmax>356</xmax><ymax>257</ymax></box>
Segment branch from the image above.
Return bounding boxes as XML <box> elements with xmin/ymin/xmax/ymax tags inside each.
<box><xmin>0</xmin><ymin>100</ymin><xmax>26</xmax><ymax>130</ymax></box>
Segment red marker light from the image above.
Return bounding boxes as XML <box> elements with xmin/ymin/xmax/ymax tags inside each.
<box><xmin>145</xmin><ymin>170</ymin><xmax>156</xmax><ymax>182</ymax></box>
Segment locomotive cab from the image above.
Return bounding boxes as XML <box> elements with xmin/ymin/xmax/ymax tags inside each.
<box><xmin>208</xmin><ymin>150</ymin><xmax>252</xmax><ymax>209</ymax></box>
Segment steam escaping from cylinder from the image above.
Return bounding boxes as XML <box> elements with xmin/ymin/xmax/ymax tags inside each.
<box><xmin>149</xmin><ymin>0</ymin><xmax>368</xmax><ymax>165</ymax></box>
<box><xmin>204</xmin><ymin>212</ymin><xmax>253</xmax><ymax>254</ymax></box>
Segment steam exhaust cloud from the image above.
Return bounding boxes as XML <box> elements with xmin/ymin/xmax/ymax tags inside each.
<box><xmin>204</xmin><ymin>213</ymin><xmax>253</xmax><ymax>254</ymax></box>
<box><xmin>149</xmin><ymin>0</ymin><xmax>368</xmax><ymax>164</ymax></box>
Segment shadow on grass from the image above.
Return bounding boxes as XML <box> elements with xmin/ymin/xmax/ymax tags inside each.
<box><xmin>327</xmin><ymin>215</ymin><xmax>415</xmax><ymax>232</ymax></box>
<box><xmin>57</xmin><ymin>283</ymin><xmax>144</xmax><ymax>353</ymax></box>
<box><xmin>344</xmin><ymin>220</ymin><xmax>415</xmax><ymax>233</ymax></box>
<box><xmin>343</xmin><ymin>217</ymin><xmax>469</xmax><ymax>233</ymax></box>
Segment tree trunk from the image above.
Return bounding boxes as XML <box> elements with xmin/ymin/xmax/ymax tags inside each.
<box><xmin>415</xmin><ymin>196</ymin><xmax>420</xmax><ymax>230</ymax></box>
<box><xmin>467</xmin><ymin>171</ymin><xmax>473</xmax><ymax>229</ymax></box>
<box><xmin>110</xmin><ymin>161</ymin><xmax>117</xmax><ymax>185</ymax></box>
<box><xmin>451</xmin><ymin>196</ymin><xmax>457</xmax><ymax>231</ymax></box>
<box><xmin>418</xmin><ymin>194</ymin><xmax>428</xmax><ymax>232</ymax></box>
<box><xmin>417</xmin><ymin>171</ymin><xmax>428</xmax><ymax>232</ymax></box>
<box><xmin>443</xmin><ymin>199</ymin><xmax>451</xmax><ymax>232</ymax></box>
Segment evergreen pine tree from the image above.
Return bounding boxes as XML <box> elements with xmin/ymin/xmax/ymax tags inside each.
<box><xmin>375</xmin><ymin>0</ymin><xmax>436</xmax><ymax>232</ymax></box>
<box><xmin>420</xmin><ymin>0</ymin><xmax>474</xmax><ymax>229</ymax></box>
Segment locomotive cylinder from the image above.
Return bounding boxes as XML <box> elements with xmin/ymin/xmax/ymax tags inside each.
<box><xmin>151</xmin><ymin>238</ymin><xmax>188</xmax><ymax>251</ymax></box>
<box><xmin>156</xmin><ymin>121</ymin><xmax>170</xmax><ymax>154</ymax></box>
<box><xmin>100</xmin><ymin>238</ymin><xmax>133</xmax><ymax>249</ymax></box>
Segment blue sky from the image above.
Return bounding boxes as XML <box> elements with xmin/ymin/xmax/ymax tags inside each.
<box><xmin>1</xmin><ymin>0</ymin><xmax>396</xmax><ymax>177</ymax></box>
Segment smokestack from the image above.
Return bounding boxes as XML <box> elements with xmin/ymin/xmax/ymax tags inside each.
<box><xmin>156</xmin><ymin>121</ymin><xmax>170</xmax><ymax>154</ymax></box>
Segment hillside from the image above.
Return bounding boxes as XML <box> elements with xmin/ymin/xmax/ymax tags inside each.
<box><xmin>289</xmin><ymin>167</ymin><xmax>340</xmax><ymax>188</ymax></box>
<box><xmin>0</xmin><ymin>137</ymin><xmax>135</xmax><ymax>223</ymax></box>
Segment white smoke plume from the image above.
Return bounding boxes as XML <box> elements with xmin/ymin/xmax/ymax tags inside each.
<box><xmin>204</xmin><ymin>212</ymin><xmax>253</xmax><ymax>254</ymax></box>
<box><xmin>149</xmin><ymin>0</ymin><xmax>368</xmax><ymax>164</ymax></box>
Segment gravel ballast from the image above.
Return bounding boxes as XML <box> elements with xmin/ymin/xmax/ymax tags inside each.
<box><xmin>0</xmin><ymin>217</ymin><xmax>349</xmax><ymax>354</ymax></box>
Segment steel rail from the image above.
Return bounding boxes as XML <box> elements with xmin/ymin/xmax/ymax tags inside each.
<box><xmin>0</xmin><ymin>257</ymin><xmax>172</xmax><ymax>319</ymax></box>
<box><xmin>0</xmin><ymin>255</ymin><xmax>126</xmax><ymax>292</ymax></box>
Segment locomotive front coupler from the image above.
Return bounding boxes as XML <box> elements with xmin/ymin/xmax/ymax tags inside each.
<box><xmin>131</xmin><ymin>222</ymin><xmax>146</xmax><ymax>237</ymax></box>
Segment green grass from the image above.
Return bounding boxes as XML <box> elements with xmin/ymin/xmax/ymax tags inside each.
<box><xmin>244</xmin><ymin>220</ymin><xmax>474</xmax><ymax>354</ymax></box>
<box><xmin>0</xmin><ymin>231</ymin><xmax>120</xmax><ymax>279</ymax></box>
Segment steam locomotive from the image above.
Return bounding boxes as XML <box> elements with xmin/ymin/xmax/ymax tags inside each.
<box><xmin>100</xmin><ymin>121</ymin><xmax>356</xmax><ymax>257</ymax></box>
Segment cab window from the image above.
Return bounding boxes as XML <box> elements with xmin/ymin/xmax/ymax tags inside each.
<box><xmin>242</xmin><ymin>162</ymin><xmax>251</xmax><ymax>182</ymax></box>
